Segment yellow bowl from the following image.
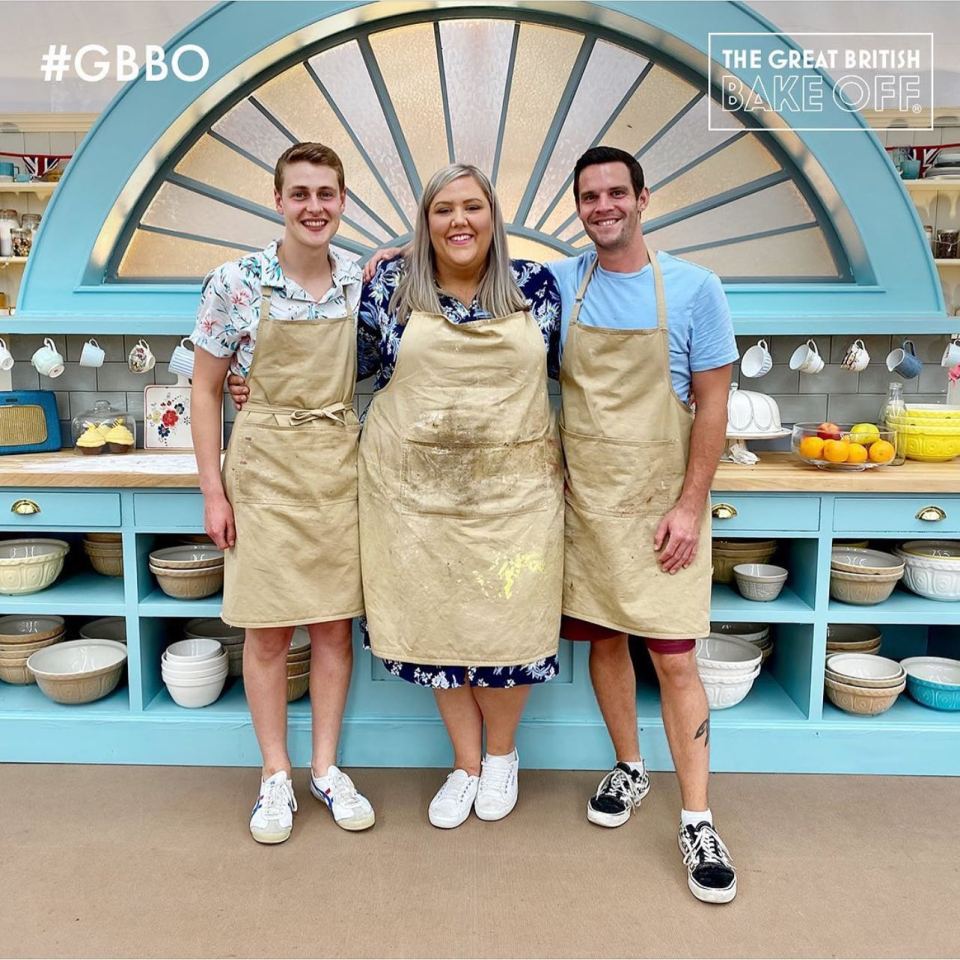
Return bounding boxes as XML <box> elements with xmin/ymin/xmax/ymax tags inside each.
<box><xmin>886</xmin><ymin>420</ymin><xmax>960</xmax><ymax>462</ymax></box>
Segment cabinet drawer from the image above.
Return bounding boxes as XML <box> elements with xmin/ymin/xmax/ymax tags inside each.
<box><xmin>134</xmin><ymin>493</ymin><xmax>204</xmax><ymax>529</ymax></box>
<box><xmin>709</xmin><ymin>495</ymin><xmax>819</xmax><ymax>532</ymax></box>
<box><xmin>0</xmin><ymin>490</ymin><xmax>120</xmax><ymax>528</ymax></box>
<box><xmin>834</xmin><ymin>497</ymin><xmax>960</xmax><ymax>535</ymax></box>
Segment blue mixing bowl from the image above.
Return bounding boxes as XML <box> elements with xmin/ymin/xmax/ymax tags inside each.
<box><xmin>906</xmin><ymin>674</ymin><xmax>960</xmax><ymax>711</ymax></box>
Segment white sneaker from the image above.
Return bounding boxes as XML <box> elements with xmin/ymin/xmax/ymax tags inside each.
<box><xmin>428</xmin><ymin>769</ymin><xmax>480</xmax><ymax>829</ymax></box>
<box><xmin>249</xmin><ymin>770</ymin><xmax>297</xmax><ymax>844</ymax></box>
<box><xmin>474</xmin><ymin>749</ymin><xmax>519</xmax><ymax>821</ymax></box>
<box><xmin>310</xmin><ymin>765</ymin><xmax>375</xmax><ymax>831</ymax></box>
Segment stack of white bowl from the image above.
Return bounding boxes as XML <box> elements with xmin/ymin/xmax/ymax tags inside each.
<box><xmin>162</xmin><ymin>638</ymin><xmax>227</xmax><ymax>708</ymax></box>
<box><xmin>149</xmin><ymin>546</ymin><xmax>224</xmax><ymax>600</ymax></box>
<box><xmin>829</xmin><ymin>547</ymin><xmax>904</xmax><ymax>605</ymax></box>
<box><xmin>184</xmin><ymin>618</ymin><xmax>244</xmax><ymax>676</ymax></box>
<box><xmin>894</xmin><ymin>540</ymin><xmax>960</xmax><ymax>602</ymax></box>
<box><xmin>0</xmin><ymin>615</ymin><xmax>66</xmax><ymax>684</ymax></box>
<box><xmin>826</xmin><ymin>623</ymin><xmax>882</xmax><ymax>657</ymax></box>
<box><xmin>83</xmin><ymin>533</ymin><xmax>123</xmax><ymax>577</ymax></box>
<box><xmin>696</xmin><ymin>635</ymin><xmax>762</xmax><ymax>709</ymax></box>
<box><xmin>824</xmin><ymin>653</ymin><xmax>905</xmax><ymax>715</ymax></box>
<box><xmin>710</xmin><ymin>621</ymin><xmax>773</xmax><ymax>662</ymax></box>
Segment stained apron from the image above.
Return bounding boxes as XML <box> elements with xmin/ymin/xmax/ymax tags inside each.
<box><xmin>221</xmin><ymin>278</ymin><xmax>363</xmax><ymax>628</ymax></box>
<box><xmin>358</xmin><ymin>308</ymin><xmax>563</xmax><ymax>666</ymax></box>
<box><xmin>559</xmin><ymin>252</ymin><xmax>711</xmax><ymax>640</ymax></box>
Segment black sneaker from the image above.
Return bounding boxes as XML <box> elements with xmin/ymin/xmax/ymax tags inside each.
<box><xmin>678</xmin><ymin>821</ymin><xmax>737</xmax><ymax>903</ymax></box>
<box><xmin>586</xmin><ymin>761</ymin><xmax>650</xmax><ymax>827</ymax></box>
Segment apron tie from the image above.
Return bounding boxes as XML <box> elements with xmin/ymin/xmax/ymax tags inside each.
<box><xmin>288</xmin><ymin>402</ymin><xmax>351</xmax><ymax>426</ymax></box>
<box><xmin>244</xmin><ymin>400</ymin><xmax>352</xmax><ymax>426</ymax></box>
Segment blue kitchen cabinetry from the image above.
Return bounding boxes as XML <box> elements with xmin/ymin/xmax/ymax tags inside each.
<box><xmin>0</xmin><ymin>460</ymin><xmax>958</xmax><ymax>774</ymax></box>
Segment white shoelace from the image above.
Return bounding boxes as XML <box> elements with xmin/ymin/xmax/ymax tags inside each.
<box><xmin>478</xmin><ymin>758</ymin><xmax>513</xmax><ymax>798</ymax></box>
<box><xmin>682</xmin><ymin>824</ymin><xmax>734</xmax><ymax>869</ymax></box>
<box><xmin>436</xmin><ymin>771</ymin><xmax>476</xmax><ymax>805</ymax></box>
<box><xmin>325</xmin><ymin>770</ymin><xmax>365</xmax><ymax>809</ymax></box>
<box><xmin>596</xmin><ymin>767</ymin><xmax>645</xmax><ymax>808</ymax></box>
<box><xmin>259</xmin><ymin>778</ymin><xmax>292</xmax><ymax>819</ymax></box>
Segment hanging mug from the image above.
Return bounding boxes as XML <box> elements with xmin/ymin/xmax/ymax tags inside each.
<box><xmin>31</xmin><ymin>337</ymin><xmax>64</xmax><ymax>378</ymax></box>
<box><xmin>886</xmin><ymin>339</ymin><xmax>922</xmax><ymax>379</ymax></box>
<box><xmin>842</xmin><ymin>339</ymin><xmax>870</xmax><ymax>373</ymax></box>
<box><xmin>128</xmin><ymin>338</ymin><xmax>156</xmax><ymax>374</ymax></box>
<box><xmin>789</xmin><ymin>339</ymin><xmax>824</xmax><ymax>375</ymax></box>
<box><xmin>79</xmin><ymin>338</ymin><xmax>105</xmax><ymax>368</ymax></box>
<box><xmin>167</xmin><ymin>338</ymin><xmax>195</xmax><ymax>379</ymax></box>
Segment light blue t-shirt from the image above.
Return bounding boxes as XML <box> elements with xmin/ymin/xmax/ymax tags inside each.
<box><xmin>547</xmin><ymin>251</ymin><xmax>738</xmax><ymax>403</ymax></box>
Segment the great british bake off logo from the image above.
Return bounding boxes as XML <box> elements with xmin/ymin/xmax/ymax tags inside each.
<box><xmin>708</xmin><ymin>33</ymin><xmax>934</xmax><ymax>131</ymax></box>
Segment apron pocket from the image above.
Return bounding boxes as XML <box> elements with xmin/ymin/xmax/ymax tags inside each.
<box><xmin>234</xmin><ymin>422</ymin><xmax>359</xmax><ymax>505</ymax></box>
<box><xmin>560</xmin><ymin>426</ymin><xmax>682</xmax><ymax>517</ymax></box>
<box><xmin>400</xmin><ymin>436</ymin><xmax>554</xmax><ymax>518</ymax></box>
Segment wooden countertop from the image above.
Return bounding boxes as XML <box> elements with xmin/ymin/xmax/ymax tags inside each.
<box><xmin>0</xmin><ymin>450</ymin><xmax>957</xmax><ymax>493</ymax></box>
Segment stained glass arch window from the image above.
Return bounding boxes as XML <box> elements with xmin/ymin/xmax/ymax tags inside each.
<box><xmin>112</xmin><ymin>12</ymin><xmax>848</xmax><ymax>283</ymax></box>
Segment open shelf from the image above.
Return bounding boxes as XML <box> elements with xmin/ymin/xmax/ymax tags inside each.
<box><xmin>0</xmin><ymin>681</ymin><xmax>129</xmax><ymax>715</ymax></box>
<box><xmin>138</xmin><ymin>588</ymin><xmax>223</xmax><ymax>617</ymax></box>
<box><xmin>710</xmin><ymin>583</ymin><xmax>815</xmax><ymax>622</ymax></box>
<box><xmin>828</xmin><ymin>588</ymin><xmax>960</xmax><ymax>625</ymax></box>
<box><xmin>0</xmin><ymin>183</ymin><xmax>56</xmax><ymax>196</ymax></box>
<box><xmin>145</xmin><ymin>678</ymin><xmax>310</xmax><ymax>718</ymax></box>
<box><xmin>638</xmin><ymin>671</ymin><xmax>807</xmax><ymax>726</ymax></box>
<box><xmin>821</xmin><ymin>695</ymin><xmax>960</xmax><ymax>728</ymax></box>
<box><xmin>905</xmin><ymin>179</ymin><xmax>960</xmax><ymax>195</ymax></box>
<box><xmin>0</xmin><ymin>571</ymin><xmax>125</xmax><ymax>614</ymax></box>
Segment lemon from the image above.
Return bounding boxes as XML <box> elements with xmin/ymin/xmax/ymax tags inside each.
<box><xmin>849</xmin><ymin>422</ymin><xmax>881</xmax><ymax>445</ymax></box>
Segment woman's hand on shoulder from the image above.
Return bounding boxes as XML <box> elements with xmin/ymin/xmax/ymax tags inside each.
<box><xmin>362</xmin><ymin>246</ymin><xmax>407</xmax><ymax>283</ymax></box>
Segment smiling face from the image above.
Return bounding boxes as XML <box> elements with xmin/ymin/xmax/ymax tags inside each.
<box><xmin>575</xmin><ymin>161</ymin><xmax>649</xmax><ymax>253</ymax></box>
<box><xmin>274</xmin><ymin>160</ymin><xmax>345</xmax><ymax>250</ymax></box>
<box><xmin>427</xmin><ymin>174</ymin><xmax>493</xmax><ymax>278</ymax></box>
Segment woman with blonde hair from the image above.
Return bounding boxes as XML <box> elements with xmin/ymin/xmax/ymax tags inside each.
<box><xmin>358</xmin><ymin>163</ymin><xmax>564</xmax><ymax>828</ymax></box>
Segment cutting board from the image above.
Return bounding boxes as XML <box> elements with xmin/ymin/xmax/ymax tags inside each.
<box><xmin>143</xmin><ymin>380</ymin><xmax>222</xmax><ymax>450</ymax></box>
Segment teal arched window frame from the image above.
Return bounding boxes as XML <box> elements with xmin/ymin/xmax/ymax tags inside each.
<box><xmin>16</xmin><ymin>0</ymin><xmax>947</xmax><ymax>334</ymax></box>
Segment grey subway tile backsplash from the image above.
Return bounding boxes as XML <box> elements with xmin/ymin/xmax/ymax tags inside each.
<box><xmin>1</xmin><ymin>330</ymin><xmax>952</xmax><ymax>450</ymax></box>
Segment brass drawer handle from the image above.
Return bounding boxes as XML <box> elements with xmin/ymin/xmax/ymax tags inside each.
<box><xmin>916</xmin><ymin>505</ymin><xmax>946</xmax><ymax>522</ymax></box>
<box><xmin>11</xmin><ymin>499</ymin><xmax>40</xmax><ymax>516</ymax></box>
<box><xmin>712</xmin><ymin>503</ymin><xmax>738</xmax><ymax>520</ymax></box>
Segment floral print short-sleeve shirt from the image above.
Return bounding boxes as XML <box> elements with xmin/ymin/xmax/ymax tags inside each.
<box><xmin>191</xmin><ymin>240</ymin><xmax>363</xmax><ymax>377</ymax></box>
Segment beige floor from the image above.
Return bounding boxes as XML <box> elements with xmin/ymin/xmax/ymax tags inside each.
<box><xmin>0</xmin><ymin>765</ymin><xmax>955</xmax><ymax>959</ymax></box>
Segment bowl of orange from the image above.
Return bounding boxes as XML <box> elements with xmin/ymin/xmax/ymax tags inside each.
<box><xmin>791</xmin><ymin>422</ymin><xmax>896</xmax><ymax>471</ymax></box>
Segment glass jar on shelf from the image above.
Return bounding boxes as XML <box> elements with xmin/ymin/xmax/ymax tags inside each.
<box><xmin>20</xmin><ymin>213</ymin><xmax>41</xmax><ymax>244</ymax></box>
<box><xmin>10</xmin><ymin>227</ymin><xmax>30</xmax><ymax>257</ymax></box>
<box><xmin>72</xmin><ymin>399</ymin><xmax>136</xmax><ymax>456</ymax></box>
<box><xmin>0</xmin><ymin>209</ymin><xmax>18</xmax><ymax>258</ymax></box>
<box><xmin>878</xmin><ymin>382</ymin><xmax>906</xmax><ymax>466</ymax></box>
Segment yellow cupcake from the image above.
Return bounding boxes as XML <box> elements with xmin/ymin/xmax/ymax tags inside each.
<box><xmin>76</xmin><ymin>424</ymin><xmax>105</xmax><ymax>455</ymax></box>
<box><xmin>105</xmin><ymin>422</ymin><xmax>134</xmax><ymax>454</ymax></box>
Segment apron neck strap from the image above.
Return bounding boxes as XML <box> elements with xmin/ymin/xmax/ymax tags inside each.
<box><xmin>259</xmin><ymin>286</ymin><xmax>275</xmax><ymax>323</ymax></box>
<box><xmin>570</xmin><ymin>248</ymin><xmax>666</xmax><ymax>330</ymax></box>
<box><xmin>648</xmin><ymin>249</ymin><xmax>667</xmax><ymax>333</ymax></box>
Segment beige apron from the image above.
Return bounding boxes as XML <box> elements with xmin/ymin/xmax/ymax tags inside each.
<box><xmin>358</xmin><ymin>308</ymin><xmax>563</xmax><ymax>666</ymax></box>
<box><xmin>560</xmin><ymin>252</ymin><xmax>711</xmax><ymax>640</ymax></box>
<box><xmin>221</xmin><ymin>272</ymin><xmax>363</xmax><ymax>628</ymax></box>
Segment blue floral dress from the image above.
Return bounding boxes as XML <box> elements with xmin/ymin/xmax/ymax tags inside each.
<box><xmin>357</xmin><ymin>256</ymin><xmax>562</xmax><ymax>689</ymax></box>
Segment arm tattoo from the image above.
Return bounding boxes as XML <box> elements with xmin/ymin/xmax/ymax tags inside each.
<box><xmin>694</xmin><ymin>717</ymin><xmax>710</xmax><ymax>748</ymax></box>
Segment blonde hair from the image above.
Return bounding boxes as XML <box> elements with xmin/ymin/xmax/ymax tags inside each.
<box><xmin>390</xmin><ymin>164</ymin><xmax>527</xmax><ymax>322</ymax></box>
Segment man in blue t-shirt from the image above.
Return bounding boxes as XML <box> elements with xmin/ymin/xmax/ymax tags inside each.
<box><xmin>552</xmin><ymin>147</ymin><xmax>738</xmax><ymax>904</ymax></box>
